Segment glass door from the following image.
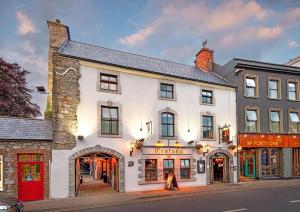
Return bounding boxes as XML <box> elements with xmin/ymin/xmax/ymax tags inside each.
<box><xmin>261</xmin><ymin>148</ymin><xmax>280</xmax><ymax>177</ymax></box>
<box><xmin>293</xmin><ymin>148</ymin><xmax>300</xmax><ymax>176</ymax></box>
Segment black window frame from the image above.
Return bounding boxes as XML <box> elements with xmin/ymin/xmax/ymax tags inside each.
<box><xmin>180</xmin><ymin>159</ymin><xmax>190</xmax><ymax>179</ymax></box>
<box><xmin>100</xmin><ymin>73</ymin><xmax>118</xmax><ymax>91</ymax></box>
<box><xmin>202</xmin><ymin>90</ymin><xmax>213</xmax><ymax>104</ymax></box>
<box><xmin>145</xmin><ymin>159</ymin><xmax>157</xmax><ymax>181</ymax></box>
<box><xmin>202</xmin><ymin>115</ymin><xmax>214</xmax><ymax>139</ymax></box>
<box><xmin>163</xmin><ymin>159</ymin><xmax>174</xmax><ymax>180</ymax></box>
<box><xmin>101</xmin><ymin>106</ymin><xmax>119</xmax><ymax>135</ymax></box>
<box><xmin>160</xmin><ymin>83</ymin><xmax>174</xmax><ymax>99</ymax></box>
<box><xmin>161</xmin><ymin>112</ymin><xmax>175</xmax><ymax>137</ymax></box>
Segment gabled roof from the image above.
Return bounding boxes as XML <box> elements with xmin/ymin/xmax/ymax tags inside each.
<box><xmin>0</xmin><ymin>117</ymin><xmax>52</xmax><ymax>140</ymax></box>
<box><xmin>286</xmin><ymin>55</ymin><xmax>300</xmax><ymax>66</ymax></box>
<box><xmin>58</xmin><ymin>40</ymin><xmax>234</xmax><ymax>87</ymax></box>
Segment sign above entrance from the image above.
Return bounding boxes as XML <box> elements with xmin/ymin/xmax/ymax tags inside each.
<box><xmin>142</xmin><ymin>146</ymin><xmax>193</xmax><ymax>155</ymax></box>
<box><xmin>239</xmin><ymin>134</ymin><xmax>300</xmax><ymax>147</ymax></box>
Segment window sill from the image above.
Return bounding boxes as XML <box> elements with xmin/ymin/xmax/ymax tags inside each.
<box><xmin>97</xmin><ymin>89</ymin><xmax>121</xmax><ymax>95</ymax></box>
<box><xmin>267</xmin><ymin>97</ymin><xmax>281</xmax><ymax>101</ymax></box>
<box><xmin>244</xmin><ymin>95</ymin><xmax>259</xmax><ymax>99</ymax></box>
<box><xmin>200</xmin><ymin>102</ymin><xmax>215</xmax><ymax>106</ymax></box>
<box><xmin>287</xmin><ymin>99</ymin><xmax>300</xmax><ymax>102</ymax></box>
<box><xmin>201</xmin><ymin>138</ymin><xmax>216</xmax><ymax>141</ymax></box>
<box><xmin>98</xmin><ymin>134</ymin><xmax>123</xmax><ymax>138</ymax></box>
<box><xmin>159</xmin><ymin>136</ymin><xmax>178</xmax><ymax>140</ymax></box>
<box><xmin>158</xmin><ymin>97</ymin><xmax>177</xmax><ymax>102</ymax></box>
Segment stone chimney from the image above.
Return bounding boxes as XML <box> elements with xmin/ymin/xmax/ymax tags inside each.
<box><xmin>45</xmin><ymin>19</ymin><xmax>70</xmax><ymax>118</ymax></box>
<box><xmin>194</xmin><ymin>48</ymin><xmax>214</xmax><ymax>72</ymax></box>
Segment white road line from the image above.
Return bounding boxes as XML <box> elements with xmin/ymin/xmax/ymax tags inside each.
<box><xmin>290</xmin><ymin>200</ymin><xmax>300</xmax><ymax>203</ymax></box>
<box><xmin>223</xmin><ymin>208</ymin><xmax>248</xmax><ymax>212</ymax></box>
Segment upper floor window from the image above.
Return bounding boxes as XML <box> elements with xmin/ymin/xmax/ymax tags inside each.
<box><xmin>145</xmin><ymin>159</ymin><xmax>157</xmax><ymax>181</ymax></box>
<box><xmin>245</xmin><ymin>76</ymin><xmax>258</xmax><ymax>97</ymax></box>
<box><xmin>202</xmin><ymin>90</ymin><xmax>213</xmax><ymax>104</ymax></box>
<box><xmin>180</xmin><ymin>159</ymin><xmax>190</xmax><ymax>179</ymax></box>
<box><xmin>202</xmin><ymin>116</ymin><xmax>213</xmax><ymax>139</ymax></box>
<box><xmin>270</xmin><ymin>110</ymin><xmax>281</xmax><ymax>133</ymax></box>
<box><xmin>100</xmin><ymin>73</ymin><xmax>117</xmax><ymax>91</ymax></box>
<box><xmin>268</xmin><ymin>79</ymin><xmax>280</xmax><ymax>99</ymax></box>
<box><xmin>160</xmin><ymin>83</ymin><xmax>174</xmax><ymax>99</ymax></box>
<box><xmin>288</xmin><ymin>81</ymin><xmax>298</xmax><ymax>101</ymax></box>
<box><xmin>290</xmin><ymin>112</ymin><xmax>300</xmax><ymax>133</ymax></box>
<box><xmin>246</xmin><ymin>109</ymin><xmax>258</xmax><ymax>132</ymax></box>
<box><xmin>161</xmin><ymin>112</ymin><xmax>174</xmax><ymax>137</ymax></box>
<box><xmin>101</xmin><ymin>106</ymin><xmax>119</xmax><ymax>135</ymax></box>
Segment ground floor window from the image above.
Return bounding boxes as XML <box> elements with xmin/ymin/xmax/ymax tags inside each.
<box><xmin>240</xmin><ymin>149</ymin><xmax>256</xmax><ymax>178</ymax></box>
<box><xmin>145</xmin><ymin>159</ymin><xmax>157</xmax><ymax>181</ymax></box>
<box><xmin>180</xmin><ymin>159</ymin><xmax>190</xmax><ymax>179</ymax></box>
<box><xmin>163</xmin><ymin>159</ymin><xmax>174</xmax><ymax>179</ymax></box>
<box><xmin>261</xmin><ymin>148</ymin><xmax>280</xmax><ymax>177</ymax></box>
<box><xmin>0</xmin><ymin>155</ymin><xmax>3</xmax><ymax>191</ymax></box>
<box><xmin>293</xmin><ymin>148</ymin><xmax>300</xmax><ymax>176</ymax></box>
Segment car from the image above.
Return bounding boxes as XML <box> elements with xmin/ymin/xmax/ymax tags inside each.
<box><xmin>0</xmin><ymin>196</ymin><xmax>24</xmax><ymax>212</ymax></box>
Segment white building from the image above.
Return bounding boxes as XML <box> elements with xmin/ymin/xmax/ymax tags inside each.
<box><xmin>46</xmin><ymin>20</ymin><xmax>238</xmax><ymax>199</ymax></box>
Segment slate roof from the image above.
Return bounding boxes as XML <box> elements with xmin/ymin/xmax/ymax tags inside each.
<box><xmin>0</xmin><ymin>117</ymin><xmax>52</xmax><ymax>140</ymax></box>
<box><xmin>58</xmin><ymin>40</ymin><xmax>233</xmax><ymax>87</ymax></box>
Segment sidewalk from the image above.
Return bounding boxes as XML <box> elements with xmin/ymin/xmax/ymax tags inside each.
<box><xmin>24</xmin><ymin>179</ymin><xmax>300</xmax><ymax>212</ymax></box>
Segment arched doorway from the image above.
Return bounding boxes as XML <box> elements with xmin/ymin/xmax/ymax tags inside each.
<box><xmin>206</xmin><ymin>149</ymin><xmax>234</xmax><ymax>184</ymax></box>
<box><xmin>69</xmin><ymin>145</ymin><xmax>125</xmax><ymax>197</ymax></box>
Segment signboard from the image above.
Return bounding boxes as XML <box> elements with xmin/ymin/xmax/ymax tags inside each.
<box><xmin>142</xmin><ymin>146</ymin><xmax>193</xmax><ymax>155</ymax></box>
<box><xmin>128</xmin><ymin>161</ymin><xmax>134</xmax><ymax>167</ymax></box>
<box><xmin>197</xmin><ymin>160</ymin><xmax>205</xmax><ymax>173</ymax></box>
<box><xmin>222</xmin><ymin>129</ymin><xmax>230</xmax><ymax>143</ymax></box>
<box><xmin>239</xmin><ymin>134</ymin><xmax>300</xmax><ymax>147</ymax></box>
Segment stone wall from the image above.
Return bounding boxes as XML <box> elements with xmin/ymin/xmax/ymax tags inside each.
<box><xmin>0</xmin><ymin>140</ymin><xmax>52</xmax><ymax>199</ymax></box>
<box><xmin>52</xmin><ymin>54</ymin><xmax>80</xmax><ymax>149</ymax></box>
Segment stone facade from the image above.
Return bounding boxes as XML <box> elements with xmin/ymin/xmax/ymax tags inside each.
<box><xmin>0</xmin><ymin>140</ymin><xmax>52</xmax><ymax>198</ymax></box>
<box><xmin>52</xmin><ymin>54</ymin><xmax>80</xmax><ymax>150</ymax></box>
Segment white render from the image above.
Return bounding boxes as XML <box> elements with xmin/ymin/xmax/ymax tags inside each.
<box><xmin>50</xmin><ymin>62</ymin><xmax>237</xmax><ymax>198</ymax></box>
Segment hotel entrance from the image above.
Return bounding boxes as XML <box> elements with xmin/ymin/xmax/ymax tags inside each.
<box><xmin>75</xmin><ymin>153</ymin><xmax>119</xmax><ymax>196</ymax></box>
<box><xmin>210</xmin><ymin>153</ymin><xmax>229</xmax><ymax>183</ymax></box>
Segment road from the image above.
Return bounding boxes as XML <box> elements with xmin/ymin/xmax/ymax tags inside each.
<box><xmin>80</xmin><ymin>185</ymin><xmax>300</xmax><ymax>212</ymax></box>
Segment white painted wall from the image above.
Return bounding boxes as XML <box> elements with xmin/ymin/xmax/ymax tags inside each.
<box><xmin>51</xmin><ymin>64</ymin><xmax>237</xmax><ymax>198</ymax></box>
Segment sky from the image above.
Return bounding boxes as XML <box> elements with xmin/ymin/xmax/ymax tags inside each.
<box><xmin>1</xmin><ymin>0</ymin><xmax>300</xmax><ymax>117</ymax></box>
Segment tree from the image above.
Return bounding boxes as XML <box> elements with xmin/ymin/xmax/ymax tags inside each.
<box><xmin>0</xmin><ymin>57</ymin><xmax>41</xmax><ymax>118</ymax></box>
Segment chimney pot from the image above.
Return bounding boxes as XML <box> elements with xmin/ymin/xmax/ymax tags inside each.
<box><xmin>194</xmin><ymin>47</ymin><xmax>214</xmax><ymax>72</ymax></box>
<box><xmin>55</xmin><ymin>19</ymin><xmax>61</xmax><ymax>24</ymax></box>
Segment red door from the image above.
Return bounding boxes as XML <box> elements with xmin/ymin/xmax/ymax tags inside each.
<box><xmin>18</xmin><ymin>154</ymin><xmax>44</xmax><ymax>201</ymax></box>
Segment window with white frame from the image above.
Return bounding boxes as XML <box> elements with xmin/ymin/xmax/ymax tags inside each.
<box><xmin>290</xmin><ymin>112</ymin><xmax>300</xmax><ymax>133</ymax></box>
<box><xmin>270</xmin><ymin>111</ymin><xmax>281</xmax><ymax>133</ymax></box>
<box><xmin>245</xmin><ymin>77</ymin><xmax>257</xmax><ymax>97</ymax></box>
<box><xmin>288</xmin><ymin>81</ymin><xmax>298</xmax><ymax>101</ymax></box>
<box><xmin>268</xmin><ymin>79</ymin><xmax>280</xmax><ymax>99</ymax></box>
<box><xmin>0</xmin><ymin>155</ymin><xmax>3</xmax><ymax>191</ymax></box>
<box><xmin>246</xmin><ymin>109</ymin><xmax>258</xmax><ymax>132</ymax></box>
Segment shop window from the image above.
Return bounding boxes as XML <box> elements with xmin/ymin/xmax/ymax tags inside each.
<box><xmin>160</xmin><ymin>83</ymin><xmax>174</xmax><ymax>99</ymax></box>
<box><xmin>0</xmin><ymin>155</ymin><xmax>3</xmax><ymax>191</ymax></box>
<box><xmin>270</xmin><ymin>111</ymin><xmax>281</xmax><ymax>133</ymax></box>
<box><xmin>202</xmin><ymin>116</ymin><xmax>213</xmax><ymax>139</ymax></box>
<box><xmin>145</xmin><ymin>159</ymin><xmax>157</xmax><ymax>181</ymax></box>
<box><xmin>161</xmin><ymin>112</ymin><xmax>174</xmax><ymax>137</ymax></box>
<box><xmin>101</xmin><ymin>106</ymin><xmax>119</xmax><ymax>135</ymax></box>
<box><xmin>163</xmin><ymin>159</ymin><xmax>174</xmax><ymax>179</ymax></box>
<box><xmin>180</xmin><ymin>159</ymin><xmax>190</xmax><ymax>179</ymax></box>
<box><xmin>100</xmin><ymin>73</ymin><xmax>118</xmax><ymax>91</ymax></box>
<box><xmin>245</xmin><ymin>76</ymin><xmax>258</xmax><ymax>97</ymax></box>
<box><xmin>261</xmin><ymin>148</ymin><xmax>280</xmax><ymax>177</ymax></box>
<box><xmin>290</xmin><ymin>112</ymin><xmax>300</xmax><ymax>133</ymax></box>
<box><xmin>288</xmin><ymin>81</ymin><xmax>298</xmax><ymax>101</ymax></box>
<box><xmin>201</xmin><ymin>90</ymin><xmax>213</xmax><ymax>104</ymax></box>
<box><xmin>293</xmin><ymin>148</ymin><xmax>300</xmax><ymax>176</ymax></box>
<box><xmin>268</xmin><ymin>79</ymin><xmax>281</xmax><ymax>99</ymax></box>
<box><xmin>246</xmin><ymin>109</ymin><xmax>258</xmax><ymax>132</ymax></box>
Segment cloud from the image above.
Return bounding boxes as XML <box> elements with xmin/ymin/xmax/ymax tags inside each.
<box><xmin>16</xmin><ymin>11</ymin><xmax>37</xmax><ymax>35</ymax></box>
<box><xmin>160</xmin><ymin>45</ymin><xmax>194</xmax><ymax>62</ymax></box>
<box><xmin>284</xmin><ymin>7</ymin><xmax>300</xmax><ymax>24</ymax></box>
<box><xmin>119</xmin><ymin>25</ymin><xmax>155</xmax><ymax>46</ymax></box>
<box><xmin>288</xmin><ymin>40</ymin><xmax>300</xmax><ymax>48</ymax></box>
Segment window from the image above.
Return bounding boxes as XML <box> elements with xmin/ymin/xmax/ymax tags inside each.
<box><xmin>270</xmin><ymin>111</ymin><xmax>280</xmax><ymax>132</ymax></box>
<box><xmin>100</xmin><ymin>73</ymin><xmax>117</xmax><ymax>91</ymax></box>
<box><xmin>245</xmin><ymin>77</ymin><xmax>257</xmax><ymax>97</ymax></box>
<box><xmin>288</xmin><ymin>82</ymin><xmax>297</xmax><ymax>100</ymax></box>
<box><xmin>163</xmin><ymin>159</ymin><xmax>174</xmax><ymax>179</ymax></box>
<box><xmin>180</xmin><ymin>159</ymin><xmax>190</xmax><ymax>179</ymax></box>
<box><xmin>268</xmin><ymin>79</ymin><xmax>279</xmax><ymax>99</ymax></box>
<box><xmin>145</xmin><ymin>159</ymin><xmax>157</xmax><ymax>181</ymax></box>
<box><xmin>202</xmin><ymin>116</ymin><xmax>213</xmax><ymax>139</ymax></box>
<box><xmin>101</xmin><ymin>106</ymin><xmax>118</xmax><ymax>135</ymax></box>
<box><xmin>246</xmin><ymin>110</ymin><xmax>258</xmax><ymax>132</ymax></box>
<box><xmin>160</xmin><ymin>83</ymin><xmax>174</xmax><ymax>99</ymax></box>
<box><xmin>290</xmin><ymin>112</ymin><xmax>300</xmax><ymax>133</ymax></box>
<box><xmin>261</xmin><ymin>148</ymin><xmax>280</xmax><ymax>177</ymax></box>
<box><xmin>202</xmin><ymin>90</ymin><xmax>213</xmax><ymax>104</ymax></box>
<box><xmin>161</xmin><ymin>112</ymin><xmax>174</xmax><ymax>137</ymax></box>
<box><xmin>0</xmin><ymin>155</ymin><xmax>3</xmax><ymax>191</ymax></box>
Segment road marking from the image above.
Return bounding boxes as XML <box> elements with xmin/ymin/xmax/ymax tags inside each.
<box><xmin>290</xmin><ymin>200</ymin><xmax>300</xmax><ymax>203</ymax></box>
<box><xmin>223</xmin><ymin>208</ymin><xmax>248</xmax><ymax>212</ymax></box>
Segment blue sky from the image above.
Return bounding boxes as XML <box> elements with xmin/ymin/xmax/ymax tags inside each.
<box><xmin>1</xmin><ymin>0</ymin><xmax>300</xmax><ymax>116</ymax></box>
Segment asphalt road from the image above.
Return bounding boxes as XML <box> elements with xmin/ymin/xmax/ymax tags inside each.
<box><xmin>81</xmin><ymin>185</ymin><xmax>300</xmax><ymax>212</ymax></box>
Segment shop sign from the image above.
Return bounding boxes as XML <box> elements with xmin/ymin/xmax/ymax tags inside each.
<box><xmin>128</xmin><ymin>161</ymin><xmax>134</xmax><ymax>167</ymax></box>
<box><xmin>239</xmin><ymin>134</ymin><xmax>300</xmax><ymax>147</ymax></box>
<box><xmin>222</xmin><ymin>129</ymin><xmax>230</xmax><ymax>143</ymax></box>
<box><xmin>142</xmin><ymin>146</ymin><xmax>193</xmax><ymax>155</ymax></box>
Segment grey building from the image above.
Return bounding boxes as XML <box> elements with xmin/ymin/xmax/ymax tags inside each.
<box><xmin>215</xmin><ymin>58</ymin><xmax>300</xmax><ymax>180</ymax></box>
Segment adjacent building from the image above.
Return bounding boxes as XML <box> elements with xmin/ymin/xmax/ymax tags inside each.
<box><xmin>46</xmin><ymin>20</ymin><xmax>238</xmax><ymax>199</ymax></box>
<box><xmin>216</xmin><ymin>59</ymin><xmax>300</xmax><ymax>180</ymax></box>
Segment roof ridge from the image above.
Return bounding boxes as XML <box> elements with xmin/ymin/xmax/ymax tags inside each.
<box><xmin>285</xmin><ymin>55</ymin><xmax>300</xmax><ymax>65</ymax></box>
<box><xmin>63</xmin><ymin>40</ymin><xmax>205</xmax><ymax>71</ymax></box>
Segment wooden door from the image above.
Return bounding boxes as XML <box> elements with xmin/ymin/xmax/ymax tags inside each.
<box><xmin>223</xmin><ymin>158</ymin><xmax>229</xmax><ymax>183</ymax></box>
<box><xmin>18</xmin><ymin>154</ymin><xmax>44</xmax><ymax>201</ymax></box>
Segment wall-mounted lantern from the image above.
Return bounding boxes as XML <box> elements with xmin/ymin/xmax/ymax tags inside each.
<box><xmin>202</xmin><ymin>145</ymin><xmax>211</xmax><ymax>156</ymax></box>
<box><xmin>129</xmin><ymin>142</ymin><xmax>136</xmax><ymax>157</ymax></box>
<box><xmin>77</xmin><ymin>135</ymin><xmax>84</xmax><ymax>141</ymax></box>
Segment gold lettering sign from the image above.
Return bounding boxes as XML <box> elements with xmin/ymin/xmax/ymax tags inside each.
<box><xmin>142</xmin><ymin>147</ymin><xmax>192</xmax><ymax>155</ymax></box>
